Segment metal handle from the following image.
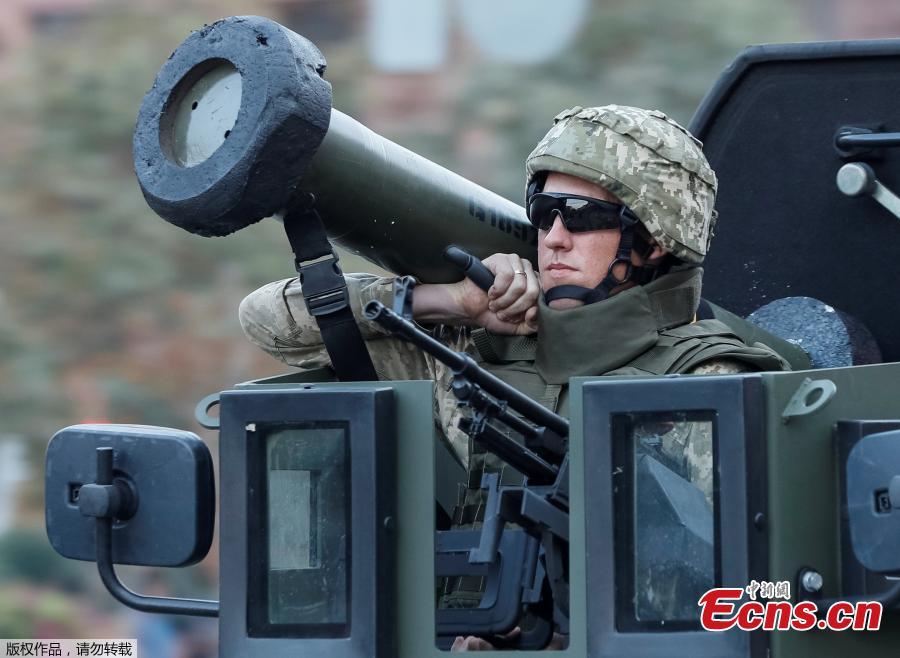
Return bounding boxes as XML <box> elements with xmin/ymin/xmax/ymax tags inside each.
<box><xmin>194</xmin><ymin>393</ymin><xmax>221</xmax><ymax>430</ymax></box>
<box><xmin>443</xmin><ymin>245</ymin><xmax>496</xmax><ymax>292</ymax></box>
<box><xmin>782</xmin><ymin>378</ymin><xmax>837</xmax><ymax>424</ymax></box>
<box><xmin>836</xmin><ymin>162</ymin><xmax>900</xmax><ymax>222</ymax></box>
<box><xmin>836</xmin><ymin>131</ymin><xmax>900</xmax><ymax>150</ymax></box>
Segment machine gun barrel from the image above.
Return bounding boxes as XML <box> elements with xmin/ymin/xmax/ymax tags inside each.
<box><xmin>460</xmin><ymin>419</ymin><xmax>558</xmax><ymax>484</ymax></box>
<box><xmin>363</xmin><ymin>301</ymin><xmax>569</xmax><ymax>439</ymax></box>
<box><xmin>451</xmin><ymin>377</ymin><xmax>565</xmax><ymax>470</ymax></box>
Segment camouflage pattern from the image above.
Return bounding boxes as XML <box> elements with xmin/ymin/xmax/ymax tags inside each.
<box><xmin>628</xmin><ymin>358</ymin><xmax>744</xmax><ymax>510</ymax></box>
<box><xmin>525</xmin><ymin>105</ymin><xmax>718</xmax><ymax>263</ymax></box>
<box><xmin>678</xmin><ymin>359</ymin><xmax>750</xmax><ymax>503</ymax></box>
<box><xmin>688</xmin><ymin>358</ymin><xmax>752</xmax><ymax>376</ymax></box>
<box><xmin>239</xmin><ymin>273</ymin><xmax>477</xmax><ymax>467</ymax></box>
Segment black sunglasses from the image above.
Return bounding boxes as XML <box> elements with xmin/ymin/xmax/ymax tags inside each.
<box><xmin>527</xmin><ymin>192</ymin><xmax>638</xmax><ymax>232</ymax></box>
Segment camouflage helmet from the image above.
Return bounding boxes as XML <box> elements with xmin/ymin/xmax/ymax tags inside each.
<box><xmin>525</xmin><ymin>105</ymin><xmax>718</xmax><ymax>263</ymax></box>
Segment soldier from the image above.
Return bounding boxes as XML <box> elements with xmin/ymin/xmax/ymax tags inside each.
<box><xmin>238</xmin><ymin>104</ymin><xmax>789</xmax><ymax>650</ymax></box>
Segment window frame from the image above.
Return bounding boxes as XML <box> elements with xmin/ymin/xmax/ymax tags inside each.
<box><xmin>583</xmin><ymin>374</ymin><xmax>766</xmax><ymax>658</ymax></box>
<box><xmin>218</xmin><ymin>386</ymin><xmax>395</xmax><ymax>658</ymax></box>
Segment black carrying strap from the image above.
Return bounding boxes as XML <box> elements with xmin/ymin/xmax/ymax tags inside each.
<box><xmin>282</xmin><ymin>197</ymin><xmax>378</xmax><ymax>382</ymax></box>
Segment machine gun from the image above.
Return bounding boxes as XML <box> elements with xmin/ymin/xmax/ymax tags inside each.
<box><xmin>365</xmin><ymin>300</ymin><xmax>570</xmax><ymax>649</ymax></box>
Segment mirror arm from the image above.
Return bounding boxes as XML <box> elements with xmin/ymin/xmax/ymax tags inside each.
<box><xmin>90</xmin><ymin>447</ymin><xmax>220</xmax><ymax>618</ymax></box>
<box><xmin>95</xmin><ymin>518</ymin><xmax>219</xmax><ymax>617</ymax></box>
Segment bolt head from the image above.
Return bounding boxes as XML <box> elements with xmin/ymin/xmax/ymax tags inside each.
<box><xmin>801</xmin><ymin>570</ymin><xmax>824</xmax><ymax>593</ymax></box>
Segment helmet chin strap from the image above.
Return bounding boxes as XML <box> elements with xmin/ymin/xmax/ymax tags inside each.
<box><xmin>543</xmin><ymin>211</ymin><xmax>659</xmax><ymax>306</ymax></box>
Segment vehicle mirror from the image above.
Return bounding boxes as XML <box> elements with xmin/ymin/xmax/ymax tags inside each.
<box><xmin>846</xmin><ymin>429</ymin><xmax>900</xmax><ymax>575</ymax></box>
<box><xmin>45</xmin><ymin>424</ymin><xmax>215</xmax><ymax>568</ymax></box>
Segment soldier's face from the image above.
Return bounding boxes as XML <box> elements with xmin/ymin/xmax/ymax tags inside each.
<box><xmin>538</xmin><ymin>172</ymin><xmax>627</xmax><ymax>309</ymax></box>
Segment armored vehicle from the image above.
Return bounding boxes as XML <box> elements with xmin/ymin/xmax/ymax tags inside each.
<box><xmin>45</xmin><ymin>16</ymin><xmax>900</xmax><ymax>657</ymax></box>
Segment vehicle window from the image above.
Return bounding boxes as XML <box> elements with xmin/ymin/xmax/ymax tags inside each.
<box><xmin>614</xmin><ymin>411</ymin><xmax>718</xmax><ymax>630</ymax></box>
<box><xmin>264</xmin><ymin>425</ymin><xmax>351</xmax><ymax>632</ymax></box>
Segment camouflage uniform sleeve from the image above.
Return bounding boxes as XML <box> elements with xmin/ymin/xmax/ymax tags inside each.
<box><xmin>240</xmin><ymin>273</ymin><xmax>438</xmax><ymax>378</ymax></box>
<box><xmin>687</xmin><ymin>358</ymin><xmax>752</xmax><ymax>376</ymax></box>
<box><xmin>666</xmin><ymin>358</ymin><xmax>751</xmax><ymax>505</ymax></box>
<box><xmin>239</xmin><ymin>274</ymin><xmax>474</xmax><ymax>465</ymax></box>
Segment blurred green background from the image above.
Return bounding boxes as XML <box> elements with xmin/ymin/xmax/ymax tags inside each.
<box><xmin>0</xmin><ymin>0</ymin><xmax>897</xmax><ymax>653</ymax></box>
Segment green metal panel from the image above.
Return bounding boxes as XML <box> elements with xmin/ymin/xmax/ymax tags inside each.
<box><xmin>392</xmin><ymin>376</ymin><xmax>585</xmax><ymax>656</ymax></box>
<box><xmin>234</xmin><ymin>366</ymin><xmax>900</xmax><ymax>655</ymax></box>
<box><xmin>235</xmin><ymin>378</ymin><xmax>443</xmax><ymax>652</ymax></box>
<box><xmin>566</xmin><ymin>379</ymin><xmax>589</xmax><ymax>657</ymax></box>
<box><xmin>764</xmin><ymin>363</ymin><xmax>900</xmax><ymax>657</ymax></box>
<box><xmin>234</xmin><ymin>377</ymin><xmax>583</xmax><ymax>654</ymax></box>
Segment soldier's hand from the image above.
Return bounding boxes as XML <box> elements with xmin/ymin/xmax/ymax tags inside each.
<box><xmin>450</xmin><ymin>635</ymin><xmax>496</xmax><ymax>651</ymax></box>
<box><xmin>450</xmin><ymin>626</ymin><xmax>522</xmax><ymax>652</ymax></box>
<box><xmin>463</xmin><ymin>253</ymin><xmax>539</xmax><ymax>335</ymax></box>
<box><xmin>411</xmin><ymin>253</ymin><xmax>539</xmax><ymax>334</ymax></box>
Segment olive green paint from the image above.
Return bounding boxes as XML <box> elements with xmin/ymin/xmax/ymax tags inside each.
<box><xmin>765</xmin><ymin>363</ymin><xmax>900</xmax><ymax>656</ymax></box>
<box><xmin>222</xmin><ymin>366</ymin><xmax>900</xmax><ymax>655</ymax></box>
<box><xmin>299</xmin><ymin>110</ymin><xmax>538</xmax><ymax>284</ymax></box>
<box><xmin>238</xmin><ymin>373</ymin><xmax>582</xmax><ymax>655</ymax></box>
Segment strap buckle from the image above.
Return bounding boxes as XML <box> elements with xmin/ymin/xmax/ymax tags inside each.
<box><xmin>297</xmin><ymin>255</ymin><xmax>350</xmax><ymax>317</ymax></box>
<box><xmin>392</xmin><ymin>275</ymin><xmax>417</xmax><ymax>322</ymax></box>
